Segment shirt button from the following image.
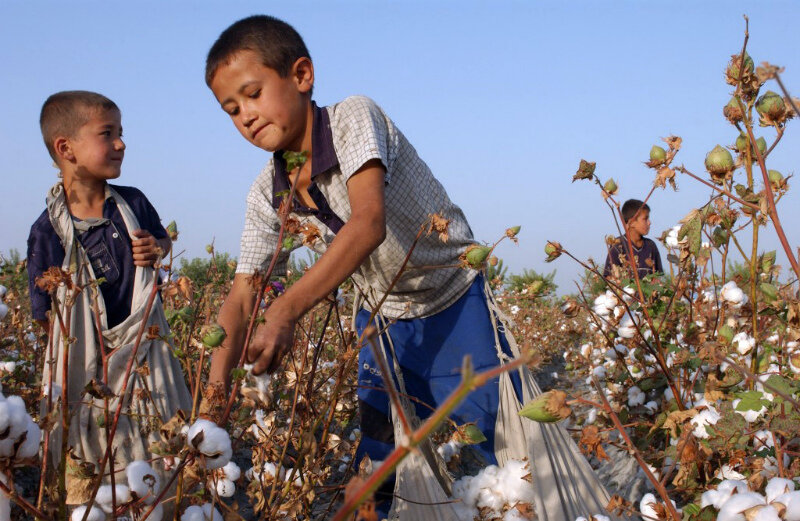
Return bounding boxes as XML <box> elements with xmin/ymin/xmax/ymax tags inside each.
<box><xmin>112</xmin><ymin>232</ymin><xmax>119</xmax><ymax>239</ymax></box>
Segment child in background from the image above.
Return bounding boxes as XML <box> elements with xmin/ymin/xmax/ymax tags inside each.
<box><xmin>603</xmin><ymin>198</ymin><xmax>664</xmax><ymax>279</ymax></box>
<box><xmin>27</xmin><ymin>91</ymin><xmax>191</xmax><ymax>500</ymax></box>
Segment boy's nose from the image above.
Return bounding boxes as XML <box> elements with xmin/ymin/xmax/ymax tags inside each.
<box><xmin>115</xmin><ymin>138</ymin><xmax>126</xmax><ymax>151</ymax></box>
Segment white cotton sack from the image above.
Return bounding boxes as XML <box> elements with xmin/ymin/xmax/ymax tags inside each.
<box><xmin>70</xmin><ymin>504</ymin><xmax>105</xmax><ymax>521</ymax></box>
<box><xmin>96</xmin><ymin>484</ymin><xmax>131</xmax><ymax>513</ymax></box>
<box><xmin>126</xmin><ymin>460</ymin><xmax>160</xmax><ymax>503</ymax></box>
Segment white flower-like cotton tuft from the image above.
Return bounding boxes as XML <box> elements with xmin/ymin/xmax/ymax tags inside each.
<box><xmin>126</xmin><ymin>460</ymin><xmax>160</xmax><ymax>503</ymax></box>
<box><xmin>773</xmin><ymin>491</ymin><xmax>800</xmax><ymax>521</ymax></box>
<box><xmin>732</xmin><ymin>332</ymin><xmax>756</xmax><ymax>355</ymax></box>
<box><xmin>187</xmin><ymin>419</ymin><xmax>232</xmax><ymax>469</ymax></box>
<box><xmin>70</xmin><ymin>504</ymin><xmax>105</xmax><ymax>521</ymax></box>
<box><xmin>96</xmin><ymin>484</ymin><xmax>131</xmax><ymax>513</ymax></box>
<box><xmin>720</xmin><ymin>281</ymin><xmax>747</xmax><ymax>307</ymax></box>
<box><xmin>690</xmin><ymin>407</ymin><xmax>721</xmax><ymax>439</ymax></box>
<box><xmin>765</xmin><ymin>477</ymin><xmax>795</xmax><ymax>504</ymax></box>
<box><xmin>181</xmin><ymin>505</ymin><xmax>205</xmax><ymax>521</ymax></box>
<box><xmin>0</xmin><ymin>303</ymin><xmax>8</xmax><ymax>321</ymax></box>
<box><xmin>201</xmin><ymin>503</ymin><xmax>223</xmax><ymax>521</ymax></box>
<box><xmin>752</xmin><ymin>505</ymin><xmax>781</xmax><ymax>521</ymax></box>
<box><xmin>717</xmin><ymin>492</ymin><xmax>765</xmax><ymax>521</ymax></box>
<box><xmin>222</xmin><ymin>461</ymin><xmax>241</xmax><ymax>481</ymax></box>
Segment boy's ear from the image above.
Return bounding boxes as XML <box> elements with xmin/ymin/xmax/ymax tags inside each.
<box><xmin>292</xmin><ymin>57</ymin><xmax>314</xmax><ymax>94</ymax></box>
<box><xmin>53</xmin><ymin>136</ymin><xmax>75</xmax><ymax>162</ymax></box>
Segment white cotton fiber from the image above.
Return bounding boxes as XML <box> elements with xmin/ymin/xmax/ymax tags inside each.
<box><xmin>181</xmin><ymin>505</ymin><xmax>205</xmax><ymax>521</ymax></box>
<box><xmin>15</xmin><ymin>417</ymin><xmax>41</xmax><ymax>460</ymax></box>
<box><xmin>70</xmin><ymin>504</ymin><xmax>105</xmax><ymax>521</ymax></box>
<box><xmin>717</xmin><ymin>492</ymin><xmax>766</xmax><ymax>521</ymax></box>
<box><xmin>774</xmin><ymin>491</ymin><xmax>800</xmax><ymax>521</ymax></box>
<box><xmin>752</xmin><ymin>505</ymin><xmax>781</xmax><ymax>521</ymax></box>
<box><xmin>212</xmin><ymin>478</ymin><xmax>235</xmax><ymax>498</ymax></box>
<box><xmin>222</xmin><ymin>461</ymin><xmax>241</xmax><ymax>481</ymax></box>
<box><xmin>96</xmin><ymin>484</ymin><xmax>131</xmax><ymax>513</ymax></box>
<box><xmin>201</xmin><ymin>503</ymin><xmax>223</xmax><ymax>520</ymax></box>
<box><xmin>186</xmin><ymin>419</ymin><xmax>232</xmax><ymax>469</ymax></box>
<box><xmin>126</xmin><ymin>460</ymin><xmax>160</xmax><ymax>503</ymax></box>
<box><xmin>765</xmin><ymin>477</ymin><xmax>795</xmax><ymax>504</ymax></box>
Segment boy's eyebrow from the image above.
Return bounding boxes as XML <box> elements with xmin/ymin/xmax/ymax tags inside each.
<box><xmin>219</xmin><ymin>80</ymin><xmax>260</xmax><ymax>106</ymax></box>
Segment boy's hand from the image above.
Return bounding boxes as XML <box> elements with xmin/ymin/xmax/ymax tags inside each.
<box><xmin>131</xmin><ymin>229</ymin><xmax>166</xmax><ymax>267</ymax></box>
<box><xmin>248</xmin><ymin>302</ymin><xmax>296</xmax><ymax>375</ymax></box>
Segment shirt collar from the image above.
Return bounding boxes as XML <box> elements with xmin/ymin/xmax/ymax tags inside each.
<box><xmin>271</xmin><ymin>102</ymin><xmax>339</xmax><ymax>209</ymax></box>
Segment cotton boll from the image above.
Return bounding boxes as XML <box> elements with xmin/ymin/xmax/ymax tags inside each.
<box><xmin>181</xmin><ymin>505</ymin><xmax>205</xmax><ymax>521</ymax></box>
<box><xmin>690</xmin><ymin>407</ymin><xmax>721</xmax><ymax>439</ymax></box>
<box><xmin>715</xmin><ymin>465</ymin><xmax>747</xmax><ymax>481</ymax></box>
<box><xmin>16</xmin><ymin>417</ymin><xmax>41</xmax><ymax>460</ymax></box>
<box><xmin>752</xmin><ymin>505</ymin><xmax>781</xmax><ymax>521</ymax></box>
<box><xmin>0</xmin><ymin>285</ymin><xmax>6</xmax><ymax>299</ymax></box>
<box><xmin>213</xmin><ymin>478</ymin><xmax>235</xmax><ymax>498</ymax></box>
<box><xmin>96</xmin><ymin>484</ymin><xmax>131</xmax><ymax>513</ymax></box>
<box><xmin>476</xmin><ymin>487</ymin><xmax>505</xmax><ymax>512</ymax></box>
<box><xmin>627</xmin><ymin>386</ymin><xmax>645</xmax><ymax>407</ymax></box>
<box><xmin>586</xmin><ymin>408</ymin><xmax>597</xmax><ymax>424</ymax></box>
<box><xmin>773</xmin><ymin>491</ymin><xmax>800</xmax><ymax>521</ymax></box>
<box><xmin>222</xmin><ymin>461</ymin><xmax>241</xmax><ymax>481</ymax></box>
<box><xmin>765</xmin><ymin>477</ymin><xmax>795</xmax><ymax>503</ymax></box>
<box><xmin>126</xmin><ymin>460</ymin><xmax>160</xmax><ymax>503</ymax></box>
<box><xmin>640</xmin><ymin>493</ymin><xmax>659</xmax><ymax>520</ymax></box>
<box><xmin>643</xmin><ymin>401</ymin><xmax>658</xmax><ymax>415</ymax></box>
<box><xmin>732</xmin><ymin>332</ymin><xmax>756</xmax><ymax>355</ymax></box>
<box><xmin>721</xmin><ymin>281</ymin><xmax>747</xmax><ymax>307</ymax></box>
<box><xmin>0</xmin><ymin>304</ymin><xmax>8</xmax><ymax>321</ymax></box>
<box><xmin>201</xmin><ymin>503</ymin><xmax>223</xmax><ymax>521</ymax></box>
<box><xmin>717</xmin><ymin>492</ymin><xmax>766</xmax><ymax>521</ymax></box>
<box><xmin>617</xmin><ymin>315</ymin><xmax>637</xmax><ymax>339</ymax></box>
<box><xmin>70</xmin><ymin>504</ymin><xmax>105</xmax><ymax>521</ymax></box>
<box><xmin>592</xmin><ymin>366</ymin><xmax>606</xmax><ymax>379</ymax></box>
<box><xmin>186</xmin><ymin>419</ymin><xmax>232</xmax><ymax>469</ymax></box>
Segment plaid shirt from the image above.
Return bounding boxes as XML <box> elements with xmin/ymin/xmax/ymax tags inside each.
<box><xmin>237</xmin><ymin>96</ymin><xmax>477</xmax><ymax>319</ymax></box>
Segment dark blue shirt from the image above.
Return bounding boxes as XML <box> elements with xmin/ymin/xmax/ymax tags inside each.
<box><xmin>603</xmin><ymin>235</ymin><xmax>663</xmax><ymax>279</ymax></box>
<box><xmin>27</xmin><ymin>184</ymin><xmax>167</xmax><ymax>328</ymax></box>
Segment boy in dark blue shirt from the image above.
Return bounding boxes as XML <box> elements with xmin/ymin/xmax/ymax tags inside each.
<box><xmin>603</xmin><ymin>199</ymin><xmax>663</xmax><ymax>279</ymax></box>
<box><xmin>26</xmin><ymin>91</ymin><xmax>191</xmax><ymax>496</ymax></box>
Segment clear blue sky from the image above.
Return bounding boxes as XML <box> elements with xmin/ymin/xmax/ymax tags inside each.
<box><xmin>2</xmin><ymin>1</ymin><xmax>799</xmax><ymax>293</ymax></box>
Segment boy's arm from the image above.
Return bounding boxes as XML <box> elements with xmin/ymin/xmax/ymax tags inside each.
<box><xmin>208</xmin><ymin>272</ymin><xmax>258</xmax><ymax>387</ymax></box>
<box><xmin>245</xmin><ymin>159</ymin><xmax>386</xmax><ymax>375</ymax></box>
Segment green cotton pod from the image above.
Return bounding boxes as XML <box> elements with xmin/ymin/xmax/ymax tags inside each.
<box><xmin>465</xmin><ymin>245</ymin><xmax>492</xmax><ymax>268</ymax></box>
<box><xmin>727</xmin><ymin>52</ymin><xmax>754</xmax><ymax>83</ymax></box>
<box><xmin>705</xmin><ymin>145</ymin><xmax>734</xmax><ymax>175</ymax></box>
<box><xmin>506</xmin><ymin>225</ymin><xmax>521</xmax><ymax>238</ymax></box>
<box><xmin>650</xmin><ymin>145</ymin><xmax>667</xmax><ymax>164</ymax></box>
<box><xmin>603</xmin><ymin>178</ymin><xmax>618</xmax><ymax>194</ymax></box>
<box><xmin>201</xmin><ymin>323</ymin><xmax>227</xmax><ymax>348</ymax></box>
<box><xmin>166</xmin><ymin>220</ymin><xmax>179</xmax><ymax>241</ymax></box>
<box><xmin>461</xmin><ymin>424</ymin><xmax>488</xmax><ymax>445</ymax></box>
<box><xmin>756</xmin><ymin>90</ymin><xmax>786</xmax><ymax>119</ymax></box>
<box><xmin>717</xmin><ymin>325</ymin><xmax>734</xmax><ymax>344</ymax></box>
<box><xmin>768</xmin><ymin>170</ymin><xmax>784</xmax><ymax>190</ymax></box>
<box><xmin>519</xmin><ymin>390</ymin><xmax>571</xmax><ymax>423</ymax></box>
<box><xmin>761</xmin><ymin>250</ymin><xmax>777</xmax><ymax>272</ymax></box>
<box><xmin>724</xmin><ymin>98</ymin><xmax>745</xmax><ymax>123</ymax></box>
<box><xmin>711</xmin><ymin>227</ymin><xmax>729</xmax><ymax>248</ymax></box>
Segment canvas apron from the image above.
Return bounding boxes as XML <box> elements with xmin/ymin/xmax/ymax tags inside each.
<box><xmin>44</xmin><ymin>183</ymin><xmax>192</xmax><ymax>490</ymax></box>
<box><xmin>358</xmin><ymin>278</ymin><xmax>626</xmax><ymax>521</ymax></box>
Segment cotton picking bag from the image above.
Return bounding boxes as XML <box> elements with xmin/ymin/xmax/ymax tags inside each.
<box><xmin>44</xmin><ymin>183</ymin><xmax>192</xmax><ymax>494</ymax></box>
<box><xmin>361</xmin><ymin>279</ymin><xmax>625</xmax><ymax>521</ymax></box>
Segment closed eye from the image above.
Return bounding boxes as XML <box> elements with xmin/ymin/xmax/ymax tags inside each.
<box><xmin>248</xmin><ymin>89</ymin><xmax>261</xmax><ymax>99</ymax></box>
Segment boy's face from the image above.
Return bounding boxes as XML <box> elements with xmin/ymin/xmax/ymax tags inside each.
<box><xmin>64</xmin><ymin>108</ymin><xmax>125</xmax><ymax>181</ymax></box>
<box><xmin>627</xmin><ymin>209</ymin><xmax>651</xmax><ymax>238</ymax></box>
<box><xmin>209</xmin><ymin>50</ymin><xmax>313</xmax><ymax>153</ymax></box>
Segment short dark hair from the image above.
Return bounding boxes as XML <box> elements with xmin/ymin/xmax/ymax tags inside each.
<box><xmin>40</xmin><ymin>91</ymin><xmax>119</xmax><ymax>161</ymax></box>
<box><xmin>621</xmin><ymin>199</ymin><xmax>650</xmax><ymax>223</ymax></box>
<box><xmin>205</xmin><ymin>15</ymin><xmax>311</xmax><ymax>86</ymax></box>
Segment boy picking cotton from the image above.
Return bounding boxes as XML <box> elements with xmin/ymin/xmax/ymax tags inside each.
<box><xmin>204</xmin><ymin>15</ymin><xmax>526</xmax><ymax>517</ymax></box>
<box><xmin>603</xmin><ymin>198</ymin><xmax>664</xmax><ymax>279</ymax></box>
<box><xmin>27</xmin><ymin>91</ymin><xmax>191</xmax><ymax>499</ymax></box>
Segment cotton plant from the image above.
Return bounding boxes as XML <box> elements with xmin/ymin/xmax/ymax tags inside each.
<box><xmin>208</xmin><ymin>461</ymin><xmax>241</xmax><ymax>498</ymax></box>
<box><xmin>0</xmin><ymin>391</ymin><xmax>41</xmax><ymax>460</ymax></box>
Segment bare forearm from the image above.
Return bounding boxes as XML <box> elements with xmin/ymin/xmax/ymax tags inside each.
<box><xmin>209</xmin><ymin>278</ymin><xmax>255</xmax><ymax>388</ymax></box>
<box><xmin>274</xmin><ymin>215</ymin><xmax>385</xmax><ymax>321</ymax></box>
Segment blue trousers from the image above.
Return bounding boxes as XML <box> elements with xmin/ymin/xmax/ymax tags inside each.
<box><xmin>355</xmin><ymin>276</ymin><xmax>522</xmax><ymax>514</ymax></box>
